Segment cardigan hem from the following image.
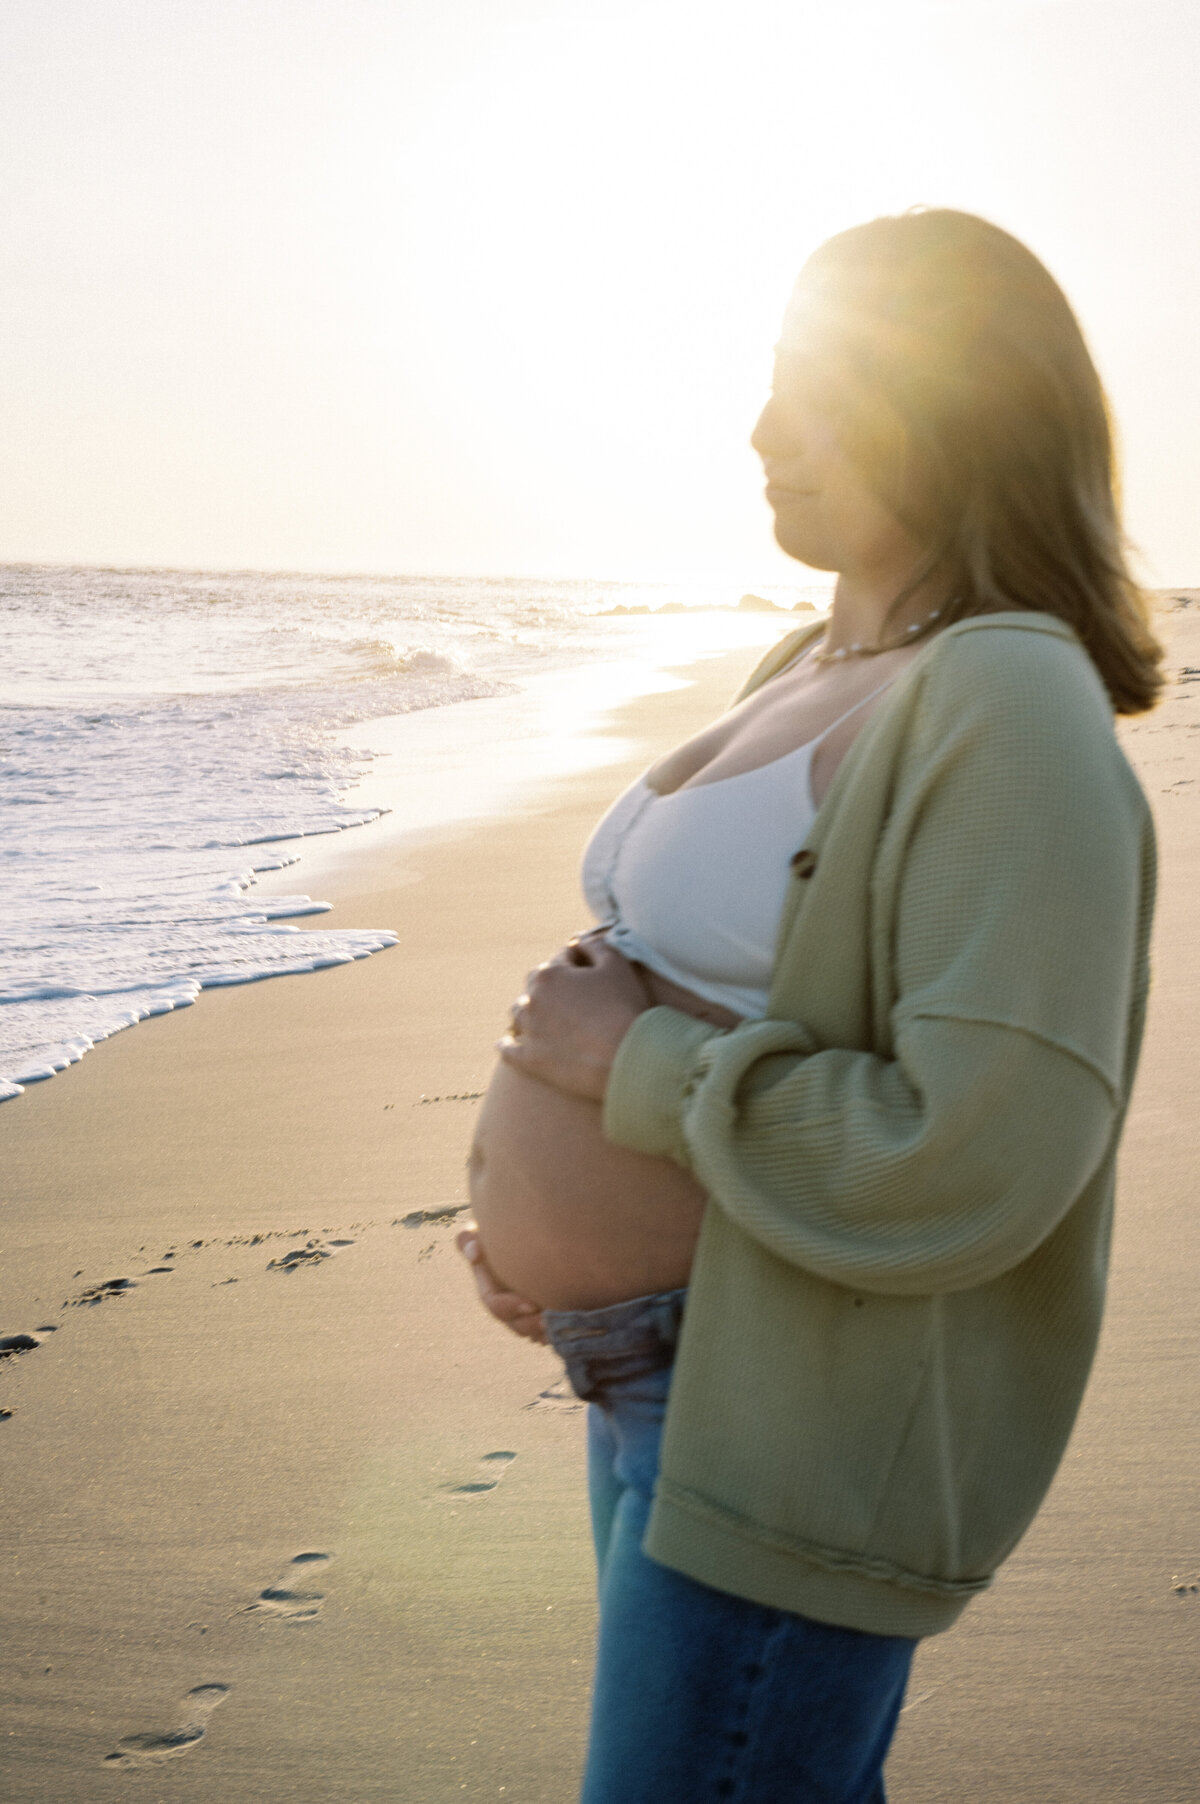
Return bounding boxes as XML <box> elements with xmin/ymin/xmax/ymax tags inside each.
<box><xmin>645</xmin><ymin>1480</ymin><xmax>988</xmax><ymax>1640</ymax></box>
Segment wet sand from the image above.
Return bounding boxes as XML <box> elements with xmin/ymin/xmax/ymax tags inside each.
<box><xmin>2</xmin><ymin>617</ymin><xmax>1197</xmax><ymax>1801</ymax></box>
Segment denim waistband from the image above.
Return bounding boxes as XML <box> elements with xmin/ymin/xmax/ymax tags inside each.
<box><xmin>542</xmin><ymin>1288</ymin><xmax>687</xmax><ymax>1404</ymax></box>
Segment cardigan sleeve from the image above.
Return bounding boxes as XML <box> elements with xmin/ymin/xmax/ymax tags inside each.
<box><xmin>602</xmin><ymin>633</ymin><xmax>1153</xmax><ymax>1296</ymax></box>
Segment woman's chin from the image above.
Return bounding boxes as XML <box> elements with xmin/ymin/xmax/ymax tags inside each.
<box><xmin>770</xmin><ymin>519</ymin><xmax>839</xmax><ymax>572</ymax></box>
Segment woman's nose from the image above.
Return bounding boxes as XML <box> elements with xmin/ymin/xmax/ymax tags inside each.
<box><xmin>751</xmin><ymin>396</ymin><xmax>791</xmax><ymax>464</ymax></box>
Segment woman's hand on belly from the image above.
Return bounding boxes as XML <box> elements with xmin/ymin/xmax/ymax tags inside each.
<box><xmin>456</xmin><ymin>1227</ymin><xmax>547</xmax><ymax>1344</ymax></box>
<box><xmin>498</xmin><ymin>933</ymin><xmax>651</xmax><ymax>1101</ymax></box>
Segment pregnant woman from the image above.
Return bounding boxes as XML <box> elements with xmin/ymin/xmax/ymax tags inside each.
<box><xmin>459</xmin><ymin>209</ymin><xmax>1161</xmax><ymax>1803</ymax></box>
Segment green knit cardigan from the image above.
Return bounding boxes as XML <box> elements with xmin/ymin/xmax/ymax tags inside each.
<box><xmin>603</xmin><ymin>613</ymin><xmax>1156</xmax><ymax>1638</ymax></box>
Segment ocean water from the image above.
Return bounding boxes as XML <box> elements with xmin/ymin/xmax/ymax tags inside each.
<box><xmin>0</xmin><ymin>565</ymin><xmax>824</xmax><ymax>1102</ymax></box>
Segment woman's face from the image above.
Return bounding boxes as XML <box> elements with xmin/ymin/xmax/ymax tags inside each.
<box><xmin>751</xmin><ymin>344</ymin><xmax>921</xmax><ymax>581</ymax></box>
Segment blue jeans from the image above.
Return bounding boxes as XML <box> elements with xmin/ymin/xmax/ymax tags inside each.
<box><xmin>543</xmin><ymin>1289</ymin><xmax>916</xmax><ymax>1804</ymax></box>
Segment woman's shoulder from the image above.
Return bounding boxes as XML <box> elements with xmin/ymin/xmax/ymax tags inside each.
<box><xmin>927</xmin><ymin>608</ymin><xmax>1088</xmax><ymax>669</ymax></box>
<box><xmin>915</xmin><ymin>611</ymin><xmax>1112</xmax><ymax>730</ymax></box>
<box><xmin>901</xmin><ymin>612</ymin><xmax>1152</xmax><ymax>831</ymax></box>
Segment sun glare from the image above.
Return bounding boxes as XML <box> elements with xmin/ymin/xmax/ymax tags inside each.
<box><xmin>318</xmin><ymin>1</ymin><xmax>958</xmax><ymax>577</ymax></box>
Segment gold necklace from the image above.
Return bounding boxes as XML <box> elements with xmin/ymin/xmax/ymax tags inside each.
<box><xmin>812</xmin><ymin>602</ymin><xmax>949</xmax><ymax>665</ymax></box>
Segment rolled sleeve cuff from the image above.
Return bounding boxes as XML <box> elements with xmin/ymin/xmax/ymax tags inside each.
<box><xmin>602</xmin><ymin>1006</ymin><xmax>720</xmax><ymax>1166</ymax></box>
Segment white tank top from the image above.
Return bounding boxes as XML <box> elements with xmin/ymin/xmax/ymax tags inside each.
<box><xmin>581</xmin><ymin>680</ymin><xmax>894</xmax><ymax>1019</ymax></box>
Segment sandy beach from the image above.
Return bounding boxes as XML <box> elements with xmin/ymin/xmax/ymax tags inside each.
<box><xmin>2</xmin><ymin>619</ymin><xmax>1197</xmax><ymax>1803</ymax></box>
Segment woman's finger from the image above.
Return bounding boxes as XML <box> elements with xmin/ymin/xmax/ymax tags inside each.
<box><xmin>560</xmin><ymin>929</ymin><xmax>605</xmax><ymax>966</ymax></box>
<box><xmin>456</xmin><ymin>1229</ymin><xmax>547</xmax><ymax>1340</ymax></box>
<box><xmin>504</xmin><ymin>1310</ymin><xmax>550</xmax><ymax>1344</ymax></box>
<box><xmin>496</xmin><ymin>1029</ymin><xmax>607</xmax><ymax>1102</ymax></box>
<box><xmin>459</xmin><ymin>1230</ymin><xmax>533</xmax><ymax>1307</ymax></box>
<box><xmin>495</xmin><ymin>1030</ymin><xmax>545</xmax><ymax>1071</ymax></box>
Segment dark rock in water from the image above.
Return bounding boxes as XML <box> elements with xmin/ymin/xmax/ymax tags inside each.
<box><xmin>791</xmin><ymin>599</ymin><xmax>819</xmax><ymax>611</ymax></box>
<box><xmin>0</xmin><ymin>1333</ymin><xmax>40</xmax><ymax>1357</ymax></box>
<box><xmin>738</xmin><ymin>593</ymin><xmax>787</xmax><ymax>612</ymax></box>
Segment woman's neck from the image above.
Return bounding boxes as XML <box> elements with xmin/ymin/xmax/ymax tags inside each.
<box><xmin>823</xmin><ymin>565</ymin><xmax>950</xmax><ymax>657</ymax></box>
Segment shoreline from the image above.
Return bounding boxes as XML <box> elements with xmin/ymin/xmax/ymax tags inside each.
<box><xmin>255</xmin><ymin>646</ymin><xmax>724</xmax><ymax>902</ymax></box>
<box><xmin>2</xmin><ymin>617</ymin><xmax>1199</xmax><ymax>1800</ymax></box>
<box><xmin>1</xmin><ymin>611</ymin><xmax>794</xmax><ymax>1104</ymax></box>
<box><xmin>255</xmin><ymin>613</ymin><xmax>804</xmax><ymax>901</ymax></box>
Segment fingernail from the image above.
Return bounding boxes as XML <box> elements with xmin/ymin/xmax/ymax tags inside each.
<box><xmin>462</xmin><ymin>1237</ymin><xmax>479</xmax><ymax>1261</ymax></box>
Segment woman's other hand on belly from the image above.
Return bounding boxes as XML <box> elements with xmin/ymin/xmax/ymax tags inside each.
<box><xmin>498</xmin><ymin>934</ymin><xmax>650</xmax><ymax>1102</ymax></box>
<box><xmin>456</xmin><ymin>1227</ymin><xmax>548</xmax><ymax>1343</ymax></box>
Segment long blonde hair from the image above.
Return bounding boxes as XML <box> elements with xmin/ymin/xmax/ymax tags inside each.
<box><xmin>789</xmin><ymin>209</ymin><xmax>1163</xmax><ymax>714</ymax></box>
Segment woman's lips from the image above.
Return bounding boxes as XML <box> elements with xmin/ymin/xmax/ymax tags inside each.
<box><xmin>765</xmin><ymin>484</ymin><xmax>817</xmax><ymax>503</ymax></box>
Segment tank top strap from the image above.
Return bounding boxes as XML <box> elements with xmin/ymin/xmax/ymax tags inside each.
<box><xmin>806</xmin><ymin>673</ymin><xmax>899</xmax><ymax>750</ymax></box>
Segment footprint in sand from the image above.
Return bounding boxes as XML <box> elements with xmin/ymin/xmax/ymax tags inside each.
<box><xmin>103</xmin><ymin>1683</ymin><xmax>229</xmax><ymax>1767</ymax></box>
<box><xmin>0</xmin><ymin>1329</ymin><xmax>52</xmax><ymax>1411</ymax></box>
<box><xmin>397</xmin><ymin>1205</ymin><xmax>470</xmax><ymax>1229</ymax></box>
<box><xmin>438</xmin><ymin>1450</ymin><xmax>518</xmax><ymax>1499</ymax></box>
<box><xmin>266</xmin><ymin>1243</ymin><xmax>333</xmax><ymax>1272</ymax></box>
<box><xmin>242</xmin><ymin>1551</ymin><xmax>332</xmax><ymax>1622</ymax></box>
<box><xmin>69</xmin><ymin>1277</ymin><xmax>137</xmax><ymax>1308</ymax></box>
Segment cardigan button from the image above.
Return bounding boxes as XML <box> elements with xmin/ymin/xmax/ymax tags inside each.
<box><xmin>789</xmin><ymin>848</ymin><xmax>817</xmax><ymax>878</ymax></box>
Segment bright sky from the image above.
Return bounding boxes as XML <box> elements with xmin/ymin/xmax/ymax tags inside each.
<box><xmin>1</xmin><ymin>0</ymin><xmax>1197</xmax><ymax>583</ymax></box>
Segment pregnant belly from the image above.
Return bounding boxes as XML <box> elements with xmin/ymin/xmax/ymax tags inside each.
<box><xmin>468</xmin><ymin>967</ymin><xmax>739</xmax><ymax>1312</ymax></box>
